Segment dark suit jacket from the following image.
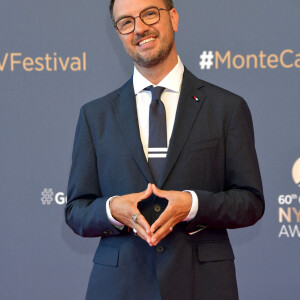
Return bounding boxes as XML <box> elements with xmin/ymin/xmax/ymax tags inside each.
<box><xmin>65</xmin><ymin>68</ymin><xmax>264</xmax><ymax>300</ymax></box>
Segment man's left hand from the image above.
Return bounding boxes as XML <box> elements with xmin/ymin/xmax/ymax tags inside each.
<box><xmin>149</xmin><ymin>184</ymin><xmax>192</xmax><ymax>246</ymax></box>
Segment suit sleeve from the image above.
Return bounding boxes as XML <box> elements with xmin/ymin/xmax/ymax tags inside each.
<box><xmin>186</xmin><ymin>98</ymin><xmax>265</xmax><ymax>231</ymax></box>
<box><xmin>65</xmin><ymin>107</ymin><xmax>125</xmax><ymax>237</ymax></box>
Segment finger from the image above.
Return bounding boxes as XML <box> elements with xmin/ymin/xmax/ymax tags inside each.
<box><xmin>134</xmin><ymin>213</ymin><xmax>151</xmax><ymax>236</ymax></box>
<box><xmin>133</xmin><ymin>223</ymin><xmax>151</xmax><ymax>244</ymax></box>
<box><xmin>151</xmin><ymin>221</ymin><xmax>174</xmax><ymax>246</ymax></box>
<box><xmin>130</xmin><ymin>210</ymin><xmax>151</xmax><ymax>239</ymax></box>
<box><xmin>150</xmin><ymin>207</ymin><xmax>172</xmax><ymax>233</ymax></box>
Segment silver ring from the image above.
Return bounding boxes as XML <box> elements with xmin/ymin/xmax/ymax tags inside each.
<box><xmin>132</xmin><ymin>213</ymin><xmax>140</xmax><ymax>223</ymax></box>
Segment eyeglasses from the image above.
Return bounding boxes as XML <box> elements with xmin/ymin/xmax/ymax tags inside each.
<box><xmin>115</xmin><ymin>7</ymin><xmax>170</xmax><ymax>35</ymax></box>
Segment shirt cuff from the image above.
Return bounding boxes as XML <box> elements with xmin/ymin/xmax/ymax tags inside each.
<box><xmin>106</xmin><ymin>196</ymin><xmax>125</xmax><ymax>230</ymax></box>
<box><xmin>182</xmin><ymin>190</ymin><xmax>198</xmax><ymax>222</ymax></box>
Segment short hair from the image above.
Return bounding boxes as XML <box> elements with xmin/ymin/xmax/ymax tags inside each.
<box><xmin>109</xmin><ymin>0</ymin><xmax>174</xmax><ymax>22</ymax></box>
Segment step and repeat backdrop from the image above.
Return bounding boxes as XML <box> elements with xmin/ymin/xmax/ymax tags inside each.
<box><xmin>1</xmin><ymin>0</ymin><xmax>299</xmax><ymax>299</ymax></box>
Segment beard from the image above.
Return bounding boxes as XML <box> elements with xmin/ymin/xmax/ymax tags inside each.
<box><xmin>124</xmin><ymin>29</ymin><xmax>175</xmax><ymax>68</ymax></box>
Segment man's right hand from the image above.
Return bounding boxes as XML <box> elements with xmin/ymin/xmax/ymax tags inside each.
<box><xmin>110</xmin><ymin>183</ymin><xmax>153</xmax><ymax>244</ymax></box>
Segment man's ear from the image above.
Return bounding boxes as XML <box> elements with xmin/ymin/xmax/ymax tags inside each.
<box><xmin>169</xmin><ymin>8</ymin><xmax>179</xmax><ymax>32</ymax></box>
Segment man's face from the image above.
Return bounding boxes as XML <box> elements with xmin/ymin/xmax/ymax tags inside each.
<box><xmin>112</xmin><ymin>0</ymin><xmax>179</xmax><ymax>68</ymax></box>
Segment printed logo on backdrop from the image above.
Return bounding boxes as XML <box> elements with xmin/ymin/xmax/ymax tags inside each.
<box><xmin>292</xmin><ymin>158</ymin><xmax>300</xmax><ymax>187</ymax></box>
<box><xmin>41</xmin><ymin>188</ymin><xmax>67</xmax><ymax>206</ymax></box>
<box><xmin>278</xmin><ymin>158</ymin><xmax>300</xmax><ymax>238</ymax></box>
<box><xmin>199</xmin><ymin>49</ymin><xmax>300</xmax><ymax>70</ymax></box>
<box><xmin>0</xmin><ymin>52</ymin><xmax>86</xmax><ymax>72</ymax></box>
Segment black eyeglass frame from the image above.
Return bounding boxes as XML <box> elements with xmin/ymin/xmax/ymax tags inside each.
<box><xmin>114</xmin><ymin>7</ymin><xmax>171</xmax><ymax>35</ymax></box>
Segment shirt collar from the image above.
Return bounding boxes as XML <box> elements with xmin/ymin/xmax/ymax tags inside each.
<box><xmin>133</xmin><ymin>56</ymin><xmax>184</xmax><ymax>95</ymax></box>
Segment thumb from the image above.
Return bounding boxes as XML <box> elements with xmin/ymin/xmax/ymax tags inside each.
<box><xmin>152</xmin><ymin>184</ymin><xmax>165</xmax><ymax>198</ymax></box>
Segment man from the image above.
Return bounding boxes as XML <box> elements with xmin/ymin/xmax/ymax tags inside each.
<box><xmin>65</xmin><ymin>0</ymin><xmax>265</xmax><ymax>299</ymax></box>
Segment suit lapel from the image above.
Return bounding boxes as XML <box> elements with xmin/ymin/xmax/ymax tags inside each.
<box><xmin>158</xmin><ymin>69</ymin><xmax>206</xmax><ymax>188</ymax></box>
<box><xmin>111</xmin><ymin>69</ymin><xmax>206</xmax><ymax>187</ymax></box>
<box><xmin>112</xmin><ymin>78</ymin><xmax>154</xmax><ymax>183</ymax></box>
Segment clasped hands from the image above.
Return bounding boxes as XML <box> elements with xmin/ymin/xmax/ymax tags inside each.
<box><xmin>110</xmin><ymin>183</ymin><xmax>192</xmax><ymax>247</ymax></box>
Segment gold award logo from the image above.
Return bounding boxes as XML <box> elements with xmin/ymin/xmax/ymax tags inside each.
<box><xmin>292</xmin><ymin>158</ymin><xmax>300</xmax><ymax>187</ymax></box>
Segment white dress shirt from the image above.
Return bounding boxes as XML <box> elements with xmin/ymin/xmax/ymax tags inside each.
<box><xmin>106</xmin><ymin>56</ymin><xmax>198</xmax><ymax>227</ymax></box>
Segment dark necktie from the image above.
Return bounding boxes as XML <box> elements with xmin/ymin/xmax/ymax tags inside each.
<box><xmin>145</xmin><ymin>85</ymin><xmax>167</xmax><ymax>184</ymax></box>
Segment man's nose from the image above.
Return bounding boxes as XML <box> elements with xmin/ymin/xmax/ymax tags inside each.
<box><xmin>134</xmin><ymin>17</ymin><xmax>150</xmax><ymax>35</ymax></box>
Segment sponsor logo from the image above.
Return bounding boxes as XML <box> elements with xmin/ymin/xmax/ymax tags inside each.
<box><xmin>0</xmin><ymin>52</ymin><xmax>86</xmax><ymax>72</ymax></box>
<box><xmin>278</xmin><ymin>158</ymin><xmax>300</xmax><ymax>238</ymax></box>
<box><xmin>199</xmin><ymin>49</ymin><xmax>300</xmax><ymax>70</ymax></box>
<box><xmin>41</xmin><ymin>189</ymin><xmax>67</xmax><ymax>206</ymax></box>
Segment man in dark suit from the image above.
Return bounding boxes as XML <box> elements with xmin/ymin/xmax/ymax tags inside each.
<box><xmin>65</xmin><ymin>0</ymin><xmax>264</xmax><ymax>299</ymax></box>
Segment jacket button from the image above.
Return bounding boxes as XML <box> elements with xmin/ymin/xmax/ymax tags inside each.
<box><xmin>156</xmin><ymin>245</ymin><xmax>164</xmax><ymax>253</ymax></box>
<box><xmin>154</xmin><ymin>204</ymin><xmax>161</xmax><ymax>213</ymax></box>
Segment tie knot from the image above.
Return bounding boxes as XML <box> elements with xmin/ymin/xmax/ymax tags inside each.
<box><xmin>145</xmin><ymin>85</ymin><xmax>165</xmax><ymax>101</ymax></box>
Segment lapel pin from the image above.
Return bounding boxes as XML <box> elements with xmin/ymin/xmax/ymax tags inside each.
<box><xmin>193</xmin><ymin>96</ymin><xmax>199</xmax><ymax>102</ymax></box>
